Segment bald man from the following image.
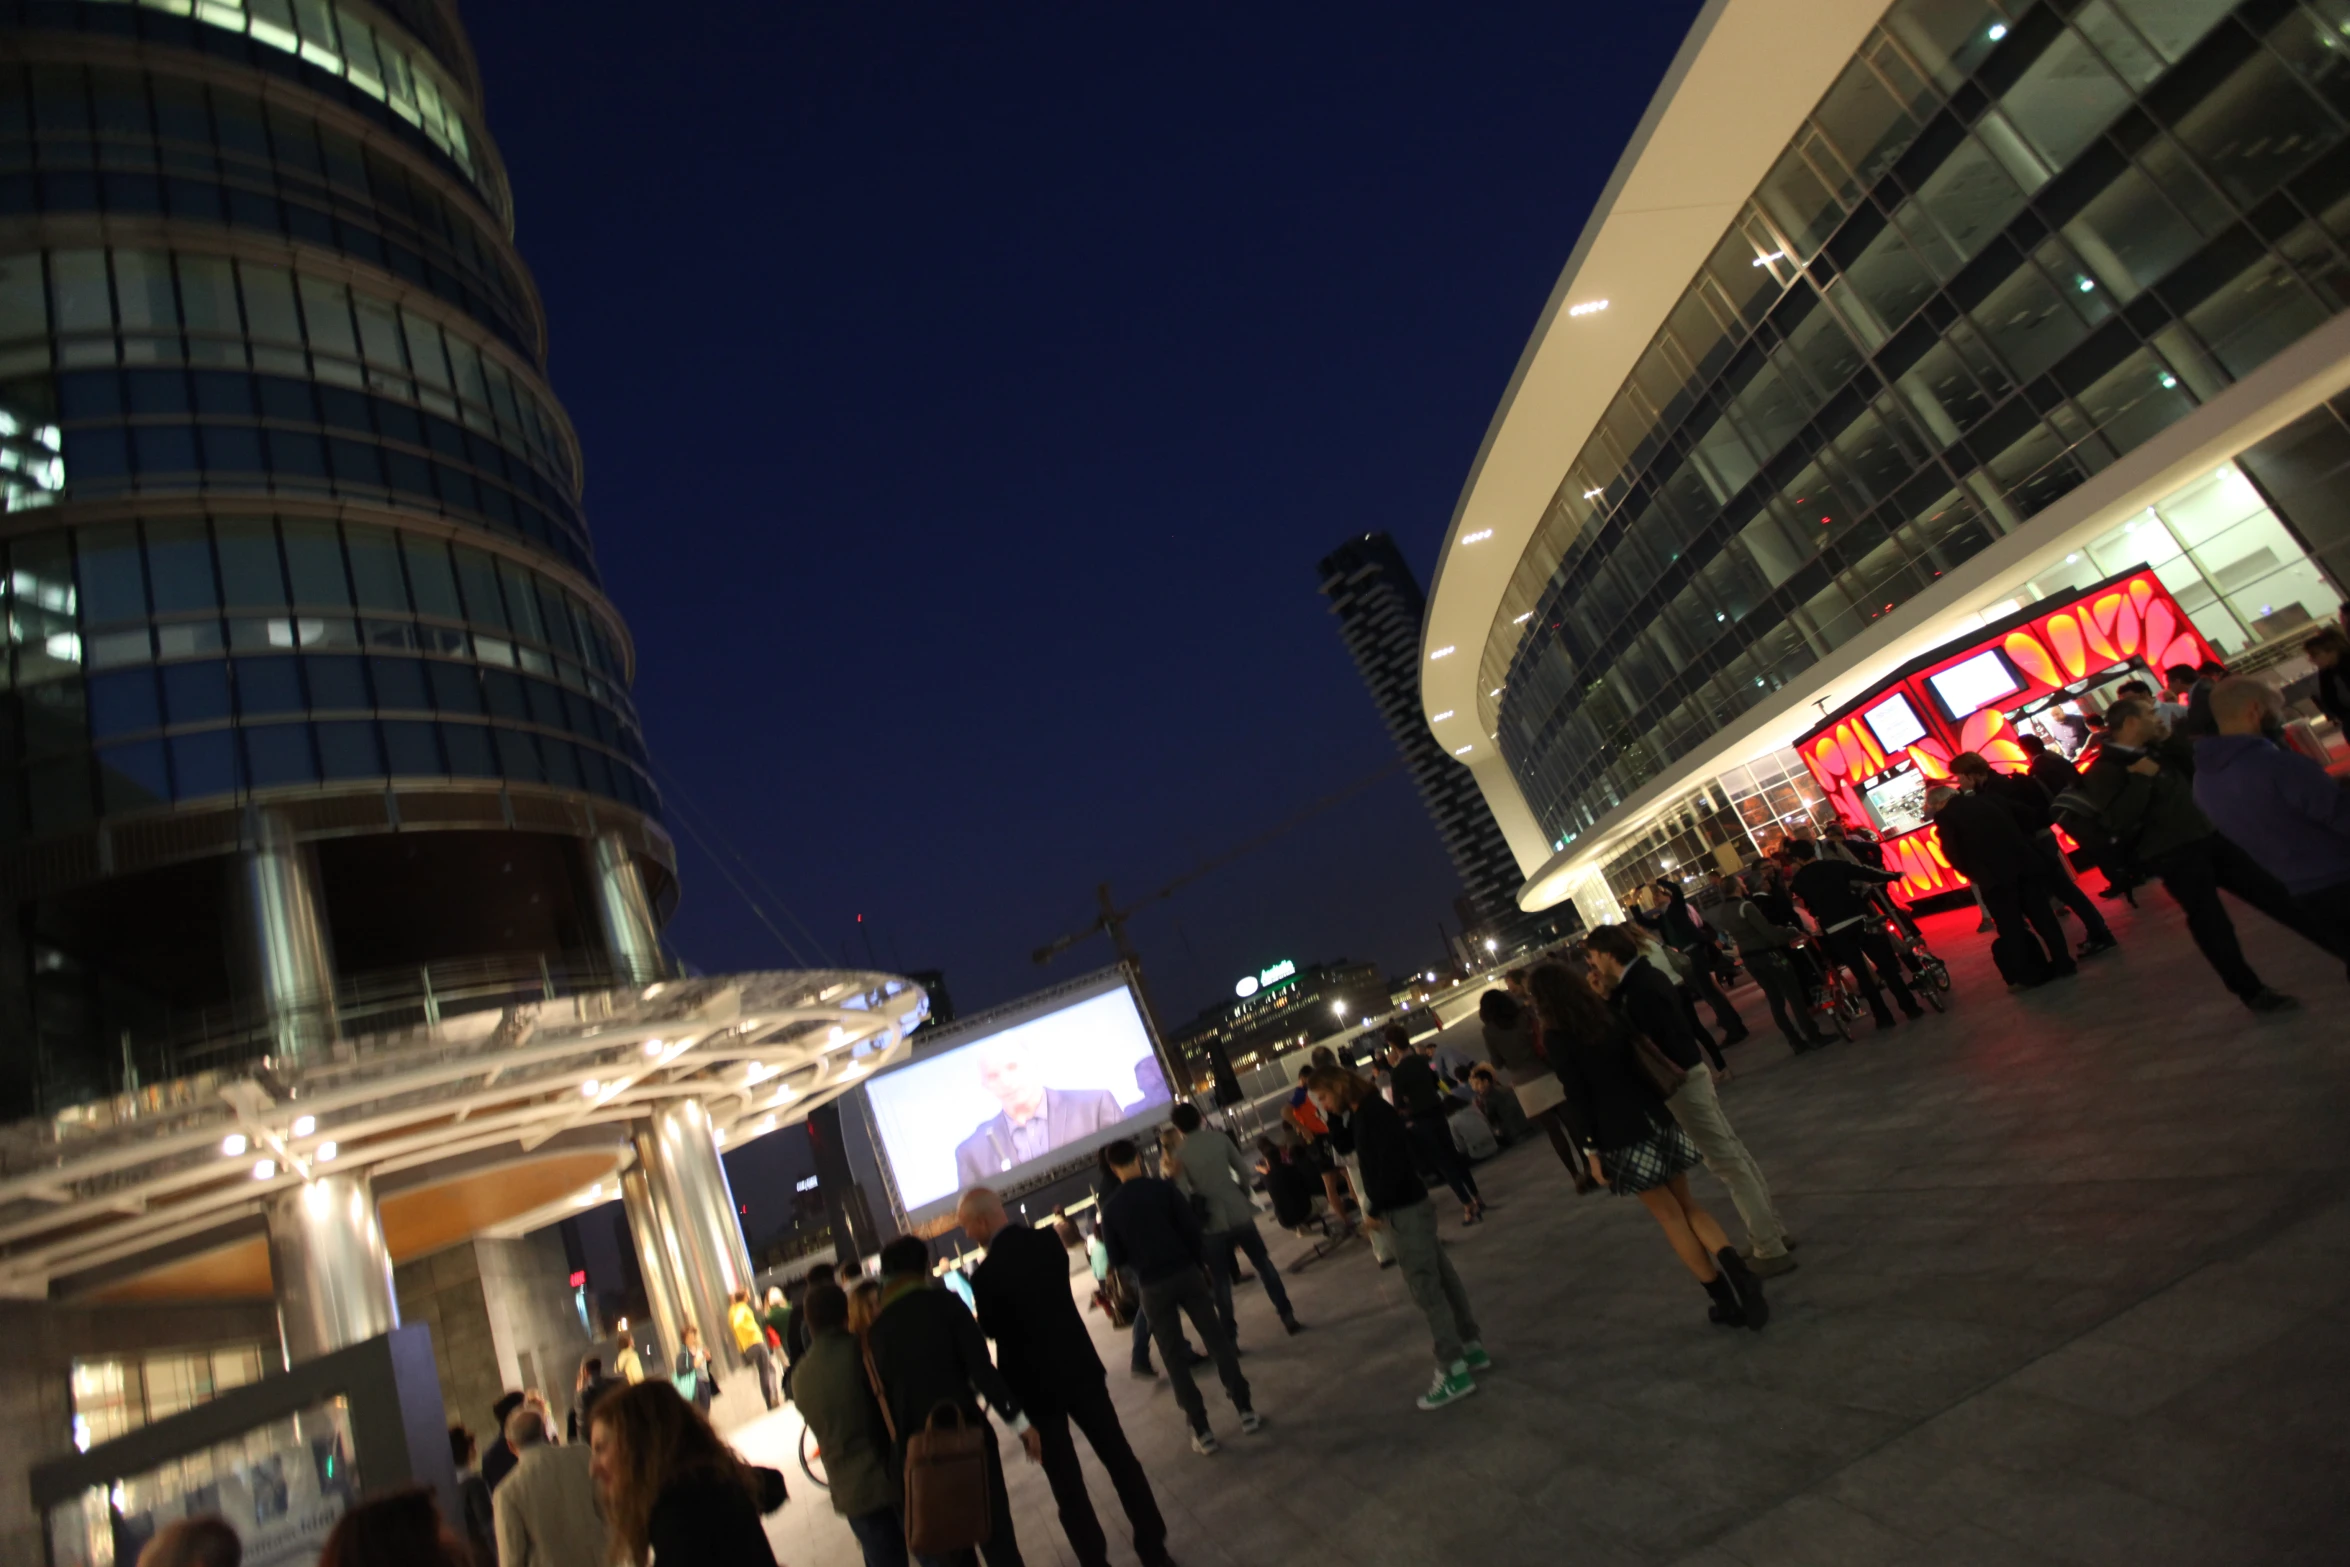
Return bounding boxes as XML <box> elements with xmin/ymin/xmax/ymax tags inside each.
<box><xmin>958</xmin><ymin>1188</ymin><xmax>1171</xmax><ymax>1567</ymax></box>
<box><xmin>953</xmin><ymin>1042</ymin><xmax>1127</xmax><ymax>1193</ymax></box>
<box><xmin>2193</xmin><ymin>677</ymin><xmax>2350</xmax><ymax>975</ymax></box>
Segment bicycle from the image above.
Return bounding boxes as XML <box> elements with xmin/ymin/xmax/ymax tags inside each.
<box><xmin>1789</xmin><ymin>940</ymin><xmax>1855</xmax><ymax>1042</ymax></box>
<box><xmin>1879</xmin><ymin>915</ymin><xmax>1951</xmax><ymax>1008</ymax></box>
<box><xmin>799</xmin><ymin>1424</ymin><xmax>828</xmax><ymax>1491</ymax></box>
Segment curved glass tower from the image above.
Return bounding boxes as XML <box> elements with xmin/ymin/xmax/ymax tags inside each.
<box><xmin>0</xmin><ymin>0</ymin><xmax>672</xmax><ymax>1114</ymax></box>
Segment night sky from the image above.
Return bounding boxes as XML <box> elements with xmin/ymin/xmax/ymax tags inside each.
<box><xmin>461</xmin><ymin>2</ymin><xmax>1703</xmax><ymax>1039</ymax></box>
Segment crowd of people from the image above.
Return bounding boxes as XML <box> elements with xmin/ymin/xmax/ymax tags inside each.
<box><xmin>132</xmin><ymin>649</ymin><xmax>2347</xmax><ymax>1567</ymax></box>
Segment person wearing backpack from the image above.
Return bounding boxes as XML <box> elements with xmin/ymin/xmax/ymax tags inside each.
<box><xmin>1713</xmin><ymin>881</ymin><xmax>1836</xmax><ymax>1051</ymax></box>
<box><xmin>1948</xmin><ymin>752</ymin><xmax>2117</xmax><ymax>958</ymax></box>
<box><xmin>2079</xmin><ymin>695</ymin><xmax>2305</xmax><ymax>1011</ymax></box>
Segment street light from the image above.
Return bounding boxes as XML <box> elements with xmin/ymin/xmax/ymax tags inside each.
<box><xmin>1332</xmin><ymin>1000</ymin><xmax>1348</xmax><ymax>1019</ymax></box>
<box><xmin>1484</xmin><ymin>938</ymin><xmax>1498</xmax><ymax>954</ymax></box>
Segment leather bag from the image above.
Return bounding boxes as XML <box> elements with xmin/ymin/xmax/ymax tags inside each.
<box><xmin>865</xmin><ymin>1349</ymin><xmax>991</xmax><ymax>1556</ymax></box>
<box><xmin>1628</xmin><ymin>1031</ymin><xmax>1687</xmax><ymax>1100</ymax></box>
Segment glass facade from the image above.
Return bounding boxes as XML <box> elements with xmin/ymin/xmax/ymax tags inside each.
<box><xmin>1488</xmin><ymin>0</ymin><xmax>2350</xmax><ymax>855</ymax></box>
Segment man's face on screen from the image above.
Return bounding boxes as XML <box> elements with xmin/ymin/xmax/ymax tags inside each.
<box><xmin>977</xmin><ymin>1048</ymin><xmax>1046</xmax><ymax>1122</ymax></box>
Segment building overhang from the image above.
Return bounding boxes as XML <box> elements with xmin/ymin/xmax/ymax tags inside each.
<box><xmin>1419</xmin><ymin>0</ymin><xmax>1890</xmax><ymax>764</ymax></box>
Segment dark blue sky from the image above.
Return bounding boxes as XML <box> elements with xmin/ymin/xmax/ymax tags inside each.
<box><xmin>463</xmin><ymin>1</ymin><xmax>1701</xmax><ymax>1029</ymax></box>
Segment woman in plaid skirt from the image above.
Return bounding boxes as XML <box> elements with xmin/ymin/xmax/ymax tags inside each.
<box><xmin>1526</xmin><ymin>963</ymin><xmax>1769</xmax><ymax>1329</ymax></box>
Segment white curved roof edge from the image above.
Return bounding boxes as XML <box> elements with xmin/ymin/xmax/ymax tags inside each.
<box><xmin>1420</xmin><ymin>0</ymin><xmax>1892</xmax><ymax>765</ymax></box>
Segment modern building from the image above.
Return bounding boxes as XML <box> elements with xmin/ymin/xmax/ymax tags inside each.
<box><xmin>1165</xmin><ymin>956</ymin><xmax>1388</xmax><ymax>1085</ymax></box>
<box><xmin>1319</xmin><ymin>532</ymin><xmax>1546</xmax><ymax>948</ymax></box>
<box><xmin>0</xmin><ymin>0</ymin><xmax>677</xmax><ymax>1122</ymax></box>
<box><xmin>0</xmin><ymin>6</ymin><xmax>929</xmax><ymax>1555</ymax></box>
<box><xmin>1426</xmin><ymin>0</ymin><xmax>2350</xmax><ymax>928</ymax></box>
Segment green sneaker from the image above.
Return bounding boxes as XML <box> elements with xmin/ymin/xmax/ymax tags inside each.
<box><xmin>1461</xmin><ymin>1342</ymin><xmax>1493</xmax><ymax>1373</ymax></box>
<box><xmin>1416</xmin><ymin>1366</ymin><xmax>1476</xmax><ymax>1410</ymax></box>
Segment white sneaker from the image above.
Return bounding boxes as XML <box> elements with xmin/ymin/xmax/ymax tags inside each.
<box><xmin>1189</xmin><ymin>1427</ymin><xmax>1220</xmax><ymax>1456</ymax></box>
<box><xmin>1238</xmin><ymin>1409</ymin><xmax>1264</xmax><ymax>1434</ymax></box>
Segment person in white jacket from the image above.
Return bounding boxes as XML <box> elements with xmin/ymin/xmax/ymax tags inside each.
<box><xmin>1166</xmin><ymin>1104</ymin><xmax>1304</xmax><ymax>1345</ymax></box>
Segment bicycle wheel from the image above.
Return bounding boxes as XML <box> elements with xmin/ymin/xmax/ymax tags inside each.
<box><xmin>800</xmin><ymin>1426</ymin><xmax>828</xmax><ymax>1490</ymax></box>
<box><xmin>1929</xmin><ymin>958</ymin><xmax>1952</xmax><ymax>992</ymax></box>
<box><xmin>1919</xmin><ymin>977</ymin><xmax>1947</xmax><ymax>1011</ymax></box>
<box><xmin>1835</xmin><ymin>975</ymin><xmax>1867</xmax><ymax>1021</ymax></box>
<box><xmin>1820</xmin><ymin>998</ymin><xmax>1852</xmax><ymax>1041</ymax></box>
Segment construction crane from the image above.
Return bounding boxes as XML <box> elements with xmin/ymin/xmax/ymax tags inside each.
<box><xmin>1032</xmin><ymin>757</ymin><xmax>1405</xmax><ymax>1105</ymax></box>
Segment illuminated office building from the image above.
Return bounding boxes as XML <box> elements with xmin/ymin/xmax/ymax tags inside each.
<box><xmin>1426</xmin><ymin>0</ymin><xmax>2350</xmax><ymax>926</ymax></box>
<box><xmin>0</xmin><ymin>0</ymin><xmax>676</xmax><ymax>1116</ymax></box>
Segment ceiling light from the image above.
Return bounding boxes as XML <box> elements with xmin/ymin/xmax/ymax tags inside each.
<box><xmin>1429</xmin><ymin>646</ymin><xmax>1455</xmax><ymax>660</ymax></box>
<box><xmin>1433</xmin><ymin>709</ymin><xmax>1454</xmax><ymax>720</ymax></box>
<box><xmin>1988</xmin><ymin>22</ymin><xmax>2008</xmax><ymax>40</ymax></box>
<box><xmin>714</xmin><ymin>1129</ymin><xmax>728</xmax><ymax>1144</ymax></box>
<box><xmin>643</xmin><ymin>1038</ymin><xmax>665</xmax><ymax>1056</ymax></box>
<box><xmin>1567</xmin><ymin>299</ymin><xmax>1608</xmax><ymax>317</ymax></box>
<box><xmin>1461</xmin><ymin>529</ymin><xmax>1493</xmax><ymax>544</ymax></box>
<box><xmin>2159</xmin><ymin>373</ymin><xmax>2178</xmax><ymax>389</ymax></box>
<box><xmin>1489</xmin><ymin>689</ymin><xmax>1502</xmax><ymax>698</ymax></box>
<box><xmin>252</xmin><ymin>1159</ymin><xmax>276</xmax><ymax>1181</ymax></box>
<box><xmin>2075</xmin><ymin>276</ymin><xmax>2095</xmax><ymax>293</ymax></box>
<box><xmin>291</xmin><ymin>1115</ymin><xmax>315</xmax><ymax>1137</ymax></box>
<box><xmin>827</xmin><ymin>1025</ymin><xmax>846</xmax><ymax>1044</ymax></box>
<box><xmin>1582</xmin><ymin>488</ymin><xmax>1603</xmax><ymax>499</ymax></box>
<box><xmin>1752</xmin><ymin>251</ymin><xmax>1785</xmax><ymax>267</ymax></box>
<box><xmin>1513</xmin><ymin>611</ymin><xmax>1533</xmax><ymax>624</ymax></box>
<box><xmin>221</xmin><ymin>1133</ymin><xmax>248</xmax><ymax>1158</ymax></box>
<box><xmin>315</xmin><ymin>1141</ymin><xmax>337</xmax><ymax>1162</ymax></box>
<box><xmin>1454</xmin><ymin>745</ymin><xmax>1473</xmax><ymax>755</ymax></box>
<box><xmin>581</xmin><ymin>1080</ymin><xmax>600</xmax><ymax>1097</ymax></box>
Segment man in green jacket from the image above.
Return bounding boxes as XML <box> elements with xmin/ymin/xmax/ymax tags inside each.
<box><xmin>2080</xmin><ymin>695</ymin><xmax>2308</xmax><ymax>1011</ymax></box>
<box><xmin>789</xmin><ymin>1283</ymin><xmax>906</xmax><ymax>1567</ymax></box>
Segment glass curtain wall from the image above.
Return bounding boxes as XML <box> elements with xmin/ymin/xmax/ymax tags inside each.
<box><xmin>1492</xmin><ymin>0</ymin><xmax>2350</xmax><ymax>856</ymax></box>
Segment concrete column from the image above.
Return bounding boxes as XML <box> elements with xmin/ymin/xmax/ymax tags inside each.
<box><xmin>229</xmin><ymin>807</ymin><xmax>340</xmax><ymax>1059</ymax></box>
<box><xmin>618</xmin><ymin>1162</ymin><xmax>692</xmax><ymax>1376</ymax></box>
<box><xmin>588</xmin><ymin>831</ymin><xmax>665</xmax><ymax>985</ymax></box>
<box><xmin>629</xmin><ymin>1100</ymin><xmax>756</xmax><ymax>1371</ymax></box>
<box><xmin>266</xmin><ymin>1170</ymin><xmax>397</xmax><ymax>1365</ymax></box>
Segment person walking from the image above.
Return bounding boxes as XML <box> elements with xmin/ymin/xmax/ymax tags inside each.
<box><xmin>1583</xmin><ymin>925</ymin><xmax>1796</xmax><ymax>1278</ymax></box>
<box><xmin>865</xmin><ymin>1235</ymin><xmax>1041</xmax><ymax>1565</ymax></box>
<box><xmin>1525</xmin><ymin>962</ymin><xmax>1768</xmax><ymax>1330</ymax></box>
<box><xmin>729</xmin><ymin>1288</ymin><xmax>781</xmax><ymax>1411</ymax></box>
<box><xmin>568</xmin><ymin>1354</ymin><xmax>624</xmax><ymax>1442</ymax></box>
<box><xmin>479</xmin><ymin>1391</ymin><xmax>527</xmax><ymax>1491</ymax></box>
<box><xmin>673</xmin><ymin>1324</ymin><xmax>716</xmax><ymax>1414</ymax></box>
<box><xmin>1477</xmin><ymin>987</ymin><xmax>1585</xmax><ymax>1173</ymax></box>
<box><xmin>789</xmin><ymin>1282</ymin><xmax>908</xmax><ymax>1567</ymax></box>
<box><xmin>1098</xmin><ymin>1139</ymin><xmax>1259</xmax><ymax>1455</ymax></box>
<box><xmin>959</xmin><ymin>1189</ymin><xmax>1175</xmax><ymax>1567</ymax></box>
<box><xmin>492</xmin><ymin>1403</ymin><xmax>605</xmax><ymax>1567</ymax></box>
<box><xmin>587</xmin><ymin>1381</ymin><xmax>779</xmax><ymax>1567</ymax></box>
<box><xmin>1166</xmin><ymin>1104</ymin><xmax>1304</xmax><ymax>1339</ymax></box>
<box><xmin>1925</xmin><ymin>784</ymin><xmax>2074</xmax><ymax>988</ymax></box>
<box><xmin>1381</xmin><ymin>1025</ymin><xmax>1484</xmax><ymax>1224</ymax></box>
<box><xmin>139</xmin><ymin>1517</ymin><xmax>241</xmax><ymax>1567</ymax></box>
<box><xmin>1948</xmin><ymin>751</ymin><xmax>2117</xmax><ymax>955</ymax></box>
<box><xmin>1312</xmin><ymin>1066</ymin><xmax>1400</xmax><ymax>1269</ymax></box>
<box><xmin>446</xmin><ymin>1427</ymin><xmax>494</xmax><ymax>1566</ymax></box>
<box><xmin>2193</xmin><ymin>677</ymin><xmax>2350</xmax><ymax>968</ymax></box>
<box><xmin>785</xmin><ymin>1263</ymin><xmax>837</xmax><ymax>1368</ymax></box>
<box><xmin>1712</xmin><ymin>882</ymin><xmax>1835</xmax><ymax>1051</ymax></box>
<box><xmin>1786</xmin><ymin>839</ymin><xmax>1923</xmax><ymax>1026</ymax></box>
<box><xmin>1635</xmin><ymin>883</ymin><xmax>1750</xmax><ymax>1044</ymax></box>
<box><xmin>2081</xmin><ymin>695</ymin><xmax>2317</xmax><ymax>1010</ymax></box>
<box><xmin>1096</xmin><ymin>1147</ymin><xmax>1207</xmax><ymax>1379</ymax></box>
<box><xmin>1304</xmin><ymin>1066</ymin><xmax>1490</xmax><ymax>1409</ymax></box>
<box><xmin>612</xmin><ymin>1329</ymin><xmax>645</xmax><ymax>1385</ymax></box>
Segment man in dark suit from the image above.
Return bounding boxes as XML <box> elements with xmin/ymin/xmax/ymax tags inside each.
<box><xmin>953</xmin><ymin>1042</ymin><xmax>1127</xmax><ymax>1191</ymax></box>
<box><xmin>958</xmin><ymin>1188</ymin><xmax>1172</xmax><ymax>1567</ymax></box>
<box><xmin>1927</xmin><ymin>783</ymin><xmax>2075</xmax><ymax>987</ymax></box>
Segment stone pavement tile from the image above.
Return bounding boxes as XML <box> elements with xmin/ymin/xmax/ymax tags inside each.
<box><xmin>1817</xmin><ymin>1444</ymin><xmax>2020</xmax><ymax>1539</ymax></box>
<box><xmin>2063</xmin><ymin>1414</ymin><xmax>2342</xmax><ymax>1550</ymax></box>
<box><xmin>2001</xmin><ymin>1336</ymin><xmax>2230</xmax><ymax>1418</ymax></box>
<box><xmin>1710</xmin><ymin>1493</ymin><xmax>1919</xmax><ymax>1566</ymax></box>
<box><xmin>1523</xmin><ymin>1459</ymin><xmax>1748</xmax><ymax>1558</ymax></box>
<box><xmin>1890</xmin><ymin>1522</ymin><xmax>2070</xmax><ymax>1566</ymax></box>
<box><xmin>1955</xmin><ymin>1467</ymin><xmax>2248</xmax><ymax>1567</ymax></box>
<box><xmin>2082</xmin><ymin>1272</ymin><xmax>2305</xmax><ymax>1361</ymax></box>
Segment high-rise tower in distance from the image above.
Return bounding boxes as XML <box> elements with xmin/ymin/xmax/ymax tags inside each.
<box><xmin>1319</xmin><ymin>532</ymin><xmax>1543</xmax><ymax>951</ymax></box>
<box><xmin>0</xmin><ymin>0</ymin><xmax>674</xmax><ymax>1117</ymax></box>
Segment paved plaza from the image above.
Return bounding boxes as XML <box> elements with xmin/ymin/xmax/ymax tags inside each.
<box><xmin>743</xmin><ymin>885</ymin><xmax>2350</xmax><ymax>1567</ymax></box>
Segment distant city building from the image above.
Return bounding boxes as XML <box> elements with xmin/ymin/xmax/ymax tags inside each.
<box><xmin>907</xmin><ymin>968</ymin><xmax>956</xmax><ymax>1032</ymax></box>
<box><xmin>1165</xmin><ymin>957</ymin><xmax>1388</xmax><ymax>1086</ymax></box>
<box><xmin>1320</xmin><ymin>533</ymin><xmax>1551</xmax><ymax>953</ymax></box>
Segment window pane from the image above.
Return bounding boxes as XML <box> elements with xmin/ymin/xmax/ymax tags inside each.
<box><xmin>453</xmin><ymin>547</ymin><xmax>506</xmax><ymax>628</ymax></box>
<box><xmin>344</xmin><ymin>524</ymin><xmax>408</xmax><ymax>612</ymax></box>
<box><xmin>1842</xmin><ymin>214</ymin><xmax>1940</xmax><ymax>338</ymax></box>
<box><xmin>298</xmin><ymin>276</ymin><xmax>359</xmax><ymax>360</ymax></box>
<box><xmin>238</xmin><ymin>263</ymin><xmax>302</xmax><ymax>345</ymax></box>
<box><xmin>1882</xmin><ymin>0</ymin><xmax>2009</xmax><ymax>92</ymax></box>
<box><xmin>1971</xmin><ymin>262</ymin><xmax>2089</xmax><ymax>383</ymax></box>
<box><xmin>2001</xmin><ymin>28</ymin><xmax>2132</xmax><ymax>171</ymax></box>
<box><xmin>1811</xmin><ymin>49</ymin><xmax>1923</xmax><ymax>187</ymax></box>
<box><xmin>282</xmin><ymin>521</ymin><xmax>351</xmax><ymax>607</ymax></box>
<box><xmin>52</xmin><ymin>251</ymin><xmax>113</xmax><ymax>335</ymax></box>
<box><xmin>145</xmin><ymin>519</ymin><xmax>217</xmax><ymax>613</ymax></box>
<box><xmin>1756</xmin><ymin>142</ymin><xmax>1846</xmax><ymax>260</ymax></box>
<box><xmin>76</xmin><ymin>524</ymin><xmax>147</xmax><ymax>625</ymax></box>
<box><xmin>2107</xmin><ymin>0</ymin><xmax>2237</xmax><ymax>63</ymax></box>
<box><xmin>2062</xmin><ymin>165</ymin><xmax>2203</xmax><ymax>303</ymax></box>
<box><xmin>176</xmin><ymin>255</ymin><xmax>241</xmax><ymax>337</ymax></box>
<box><xmin>2170</xmin><ymin>50</ymin><xmax>2341</xmax><ymax>208</ymax></box>
<box><xmin>402</xmin><ymin>536</ymin><xmax>461</xmax><ymax>618</ymax></box>
<box><xmin>0</xmin><ymin>255</ymin><xmax>49</xmax><ymax>342</ymax></box>
<box><xmin>1910</xmin><ymin>136</ymin><xmax>2027</xmax><ymax>271</ymax></box>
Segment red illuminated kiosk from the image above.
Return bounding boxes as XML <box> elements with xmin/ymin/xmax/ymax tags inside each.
<box><xmin>1793</xmin><ymin>568</ymin><xmax>2219</xmax><ymax>910</ymax></box>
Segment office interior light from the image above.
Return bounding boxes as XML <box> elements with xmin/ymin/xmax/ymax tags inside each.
<box><xmin>1429</xmin><ymin>646</ymin><xmax>1455</xmax><ymax>660</ymax></box>
<box><xmin>1567</xmin><ymin>299</ymin><xmax>1609</xmax><ymax>317</ymax></box>
<box><xmin>1461</xmin><ymin>529</ymin><xmax>1493</xmax><ymax>543</ymax></box>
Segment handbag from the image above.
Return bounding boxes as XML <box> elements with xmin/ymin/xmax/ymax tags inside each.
<box><xmin>1510</xmin><ymin>1071</ymin><xmax>1565</xmax><ymax>1119</ymax></box>
<box><xmin>1628</xmin><ymin>1030</ymin><xmax>1687</xmax><ymax>1100</ymax></box>
<box><xmin>671</xmin><ymin>1370</ymin><xmax>700</xmax><ymax>1401</ymax></box>
<box><xmin>865</xmin><ymin>1347</ymin><xmax>991</xmax><ymax>1556</ymax></box>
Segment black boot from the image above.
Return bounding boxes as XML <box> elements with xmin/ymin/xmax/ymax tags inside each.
<box><xmin>1701</xmin><ymin>1275</ymin><xmax>1744</xmax><ymax>1327</ymax></box>
<box><xmin>1717</xmin><ymin>1246</ymin><xmax>1769</xmax><ymax>1331</ymax></box>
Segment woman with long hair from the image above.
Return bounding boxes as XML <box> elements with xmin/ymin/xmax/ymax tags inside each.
<box><xmin>1525</xmin><ymin>962</ymin><xmax>1767</xmax><ymax>1330</ymax></box>
<box><xmin>588</xmin><ymin>1380</ymin><xmax>778</xmax><ymax>1567</ymax></box>
<box><xmin>316</xmin><ymin>1488</ymin><xmax>473</xmax><ymax>1567</ymax></box>
<box><xmin>844</xmin><ymin>1276</ymin><xmax>884</xmax><ymax>1340</ymax></box>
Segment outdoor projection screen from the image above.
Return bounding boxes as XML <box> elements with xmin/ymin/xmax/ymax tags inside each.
<box><xmin>861</xmin><ymin>971</ymin><xmax>1171</xmax><ymax>1221</ymax></box>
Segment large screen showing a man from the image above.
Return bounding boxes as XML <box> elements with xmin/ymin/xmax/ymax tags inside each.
<box><xmin>954</xmin><ymin>1039</ymin><xmax>1128</xmax><ymax>1190</ymax></box>
<box><xmin>862</xmin><ymin>981</ymin><xmax>1169</xmax><ymax>1214</ymax></box>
